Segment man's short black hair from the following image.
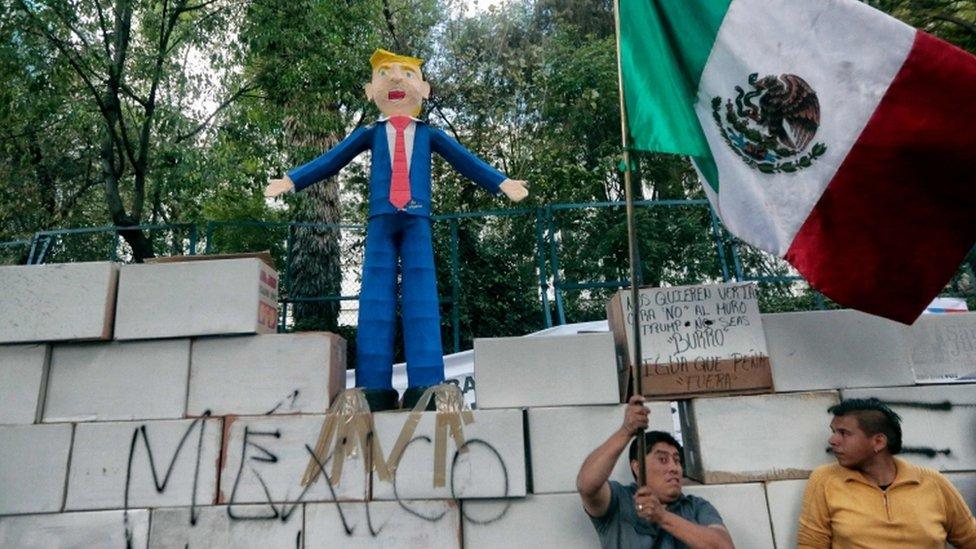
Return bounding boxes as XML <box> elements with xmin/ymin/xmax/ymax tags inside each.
<box><xmin>629</xmin><ymin>430</ymin><xmax>683</xmax><ymax>464</ymax></box>
<box><xmin>828</xmin><ymin>398</ymin><xmax>903</xmax><ymax>454</ymax></box>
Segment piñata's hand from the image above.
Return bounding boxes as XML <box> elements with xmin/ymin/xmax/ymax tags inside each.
<box><xmin>500</xmin><ymin>179</ymin><xmax>529</xmax><ymax>202</ymax></box>
<box><xmin>264</xmin><ymin>176</ymin><xmax>294</xmax><ymax>198</ymax></box>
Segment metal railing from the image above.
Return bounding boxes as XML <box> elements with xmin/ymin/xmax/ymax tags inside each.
<box><xmin>5</xmin><ymin>201</ymin><xmax>971</xmax><ymax>350</ymax></box>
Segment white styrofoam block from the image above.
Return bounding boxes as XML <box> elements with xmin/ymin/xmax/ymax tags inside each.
<box><xmin>65</xmin><ymin>418</ymin><xmax>221</xmax><ymax>511</ymax></box>
<box><xmin>841</xmin><ymin>385</ymin><xmax>976</xmax><ymax>472</ymax></box>
<box><xmin>947</xmin><ymin>473</ymin><xmax>976</xmax><ymax>512</ymax></box>
<box><xmin>527</xmin><ymin>402</ymin><xmax>675</xmax><ymax>494</ymax></box>
<box><xmin>762</xmin><ymin>309</ymin><xmax>913</xmax><ymax>392</ymax></box>
<box><xmin>0</xmin><ymin>262</ymin><xmax>118</xmax><ymax>344</ymax></box>
<box><xmin>683</xmin><ymin>483</ymin><xmax>774</xmax><ymax>549</ymax></box>
<box><xmin>187</xmin><ymin>333</ymin><xmax>345</xmax><ymax>417</ymax></box>
<box><xmin>462</xmin><ymin>493</ymin><xmax>600</xmax><ymax>549</ymax></box>
<box><xmin>0</xmin><ymin>423</ymin><xmax>72</xmax><ymax>514</ymax></box>
<box><xmin>372</xmin><ymin>409</ymin><xmax>526</xmax><ymax>500</ymax></box>
<box><xmin>218</xmin><ymin>415</ymin><xmax>368</xmax><ymax>507</ymax></box>
<box><xmin>474</xmin><ymin>333</ymin><xmax>619</xmax><ymax>409</ymax></box>
<box><xmin>908</xmin><ymin>313</ymin><xmax>976</xmax><ymax>383</ymax></box>
<box><xmin>43</xmin><ymin>340</ymin><xmax>190</xmax><ymax>422</ymax></box>
<box><xmin>305</xmin><ymin>500</ymin><xmax>460</xmax><ymax>548</ymax></box>
<box><xmin>148</xmin><ymin>505</ymin><xmax>301</xmax><ymax>549</ymax></box>
<box><xmin>0</xmin><ymin>344</ymin><xmax>48</xmax><ymax>424</ymax></box>
<box><xmin>0</xmin><ymin>509</ymin><xmax>149</xmax><ymax>548</ymax></box>
<box><xmin>680</xmin><ymin>391</ymin><xmax>838</xmax><ymax>483</ymax></box>
<box><xmin>765</xmin><ymin>479</ymin><xmax>808</xmax><ymax>549</ymax></box>
<box><xmin>114</xmin><ymin>258</ymin><xmax>278</xmax><ymax>340</ymax></box>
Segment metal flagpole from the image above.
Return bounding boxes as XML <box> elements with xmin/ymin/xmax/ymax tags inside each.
<box><xmin>613</xmin><ymin>0</ymin><xmax>647</xmax><ymax>487</ymax></box>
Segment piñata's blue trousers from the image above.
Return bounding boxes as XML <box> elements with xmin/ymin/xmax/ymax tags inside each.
<box><xmin>355</xmin><ymin>212</ymin><xmax>445</xmax><ymax>390</ymax></box>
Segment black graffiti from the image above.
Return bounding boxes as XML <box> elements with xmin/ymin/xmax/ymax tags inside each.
<box><xmin>882</xmin><ymin>399</ymin><xmax>953</xmax><ymax>411</ymax></box>
<box><xmin>225</xmin><ymin>427</ymin><xmax>332</xmax><ymax>523</ymax></box>
<box><xmin>453</xmin><ymin>438</ymin><xmax>512</xmax><ymax>525</ymax></box>
<box><xmin>303</xmin><ymin>442</ymin><xmax>358</xmax><ymax>535</ymax></box>
<box><xmin>902</xmin><ymin>446</ymin><xmax>952</xmax><ymax>458</ymax></box>
<box><xmin>123</xmin><ymin>411</ymin><xmax>212</xmax><ymax>544</ymax></box>
<box><xmin>116</xmin><ymin>414</ymin><xmax>515</xmax><ymax>544</ymax></box>
<box><xmin>393</xmin><ymin>435</ymin><xmax>448</xmax><ymax>523</ymax></box>
<box><xmin>264</xmin><ymin>390</ymin><xmax>301</xmax><ymax>415</ymax></box>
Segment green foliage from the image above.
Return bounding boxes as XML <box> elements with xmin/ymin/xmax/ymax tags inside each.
<box><xmin>2</xmin><ymin>0</ymin><xmax>974</xmax><ymax>343</ymax></box>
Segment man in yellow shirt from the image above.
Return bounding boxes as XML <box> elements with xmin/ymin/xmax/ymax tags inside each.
<box><xmin>797</xmin><ymin>398</ymin><xmax>976</xmax><ymax>548</ymax></box>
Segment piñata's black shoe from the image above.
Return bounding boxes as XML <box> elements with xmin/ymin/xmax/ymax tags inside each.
<box><xmin>401</xmin><ymin>385</ymin><xmax>438</xmax><ymax>411</ymax></box>
<box><xmin>361</xmin><ymin>388</ymin><xmax>399</xmax><ymax>413</ymax></box>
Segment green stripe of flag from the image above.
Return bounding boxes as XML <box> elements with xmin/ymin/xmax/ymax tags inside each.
<box><xmin>619</xmin><ymin>0</ymin><xmax>731</xmax><ymax>190</ymax></box>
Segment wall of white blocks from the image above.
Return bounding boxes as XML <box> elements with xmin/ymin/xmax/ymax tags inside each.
<box><xmin>0</xmin><ymin>344</ymin><xmax>48</xmax><ymax>425</ymax></box>
<box><xmin>44</xmin><ymin>340</ymin><xmax>191</xmax><ymax>422</ymax></box>
<box><xmin>1</xmin><ymin>260</ymin><xmax>974</xmax><ymax>548</ymax></box>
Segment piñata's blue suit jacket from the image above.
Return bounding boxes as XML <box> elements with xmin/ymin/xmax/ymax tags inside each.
<box><xmin>288</xmin><ymin>120</ymin><xmax>507</xmax><ymax>389</ymax></box>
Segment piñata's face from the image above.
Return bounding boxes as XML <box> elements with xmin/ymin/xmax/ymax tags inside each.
<box><xmin>365</xmin><ymin>61</ymin><xmax>430</xmax><ymax>117</ymax></box>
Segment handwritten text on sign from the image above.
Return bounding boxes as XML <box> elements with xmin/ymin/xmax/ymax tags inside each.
<box><xmin>621</xmin><ymin>283</ymin><xmax>770</xmax><ymax>394</ymax></box>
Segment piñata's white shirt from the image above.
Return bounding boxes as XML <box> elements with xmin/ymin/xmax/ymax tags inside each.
<box><xmin>378</xmin><ymin>115</ymin><xmax>418</xmax><ymax>171</ymax></box>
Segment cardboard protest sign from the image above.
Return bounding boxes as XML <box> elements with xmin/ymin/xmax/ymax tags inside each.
<box><xmin>607</xmin><ymin>282</ymin><xmax>772</xmax><ymax>398</ymax></box>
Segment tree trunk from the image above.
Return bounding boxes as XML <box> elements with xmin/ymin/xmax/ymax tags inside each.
<box><xmin>118</xmin><ymin>226</ymin><xmax>156</xmax><ymax>263</ymax></box>
<box><xmin>286</xmin><ymin>116</ymin><xmax>343</xmax><ymax>333</ymax></box>
<box><xmin>292</xmin><ymin>179</ymin><xmax>343</xmax><ymax>331</ymax></box>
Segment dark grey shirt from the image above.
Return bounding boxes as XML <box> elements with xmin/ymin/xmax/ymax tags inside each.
<box><xmin>588</xmin><ymin>481</ymin><xmax>724</xmax><ymax>549</ymax></box>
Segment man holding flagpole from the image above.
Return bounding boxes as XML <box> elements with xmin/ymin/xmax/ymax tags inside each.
<box><xmin>577</xmin><ymin>395</ymin><xmax>734</xmax><ymax>548</ymax></box>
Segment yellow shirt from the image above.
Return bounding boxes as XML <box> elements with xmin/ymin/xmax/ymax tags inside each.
<box><xmin>797</xmin><ymin>458</ymin><xmax>976</xmax><ymax>548</ymax></box>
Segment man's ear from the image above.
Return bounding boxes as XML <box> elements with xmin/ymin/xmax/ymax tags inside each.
<box><xmin>630</xmin><ymin>460</ymin><xmax>639</xmax><ymax>480</ymax></box>
<box><xmin>873</xmin><ymin>433</ymin><xmax>888</xmax><ymax>453</ymax></box>
<box><xmin>364</xmin><ymin>83</ymin><xmax>374</xmax><ymax>101</ymax></box>
<box><xmin>418</xmin><ymin>80</ymin><xmax>431</xmax><ymax>100</ymax></box>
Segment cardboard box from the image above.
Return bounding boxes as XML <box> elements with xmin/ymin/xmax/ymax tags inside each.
<box><xmin>607</xmin><ymin>282</ymin><xmax>772</xmax><ymax>399</ymax></box>
<box><xmin>114</xmin><ymin>252</ymin><xmax>278</xmax><ymax>340</ymax></box>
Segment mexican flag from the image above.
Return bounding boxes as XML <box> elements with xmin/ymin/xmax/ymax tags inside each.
<box><xmin>619</xmin><ymin>0</ymin><xmax>976</xmax><ymax>324</ymax></box>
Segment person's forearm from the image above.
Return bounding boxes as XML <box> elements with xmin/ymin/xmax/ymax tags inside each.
<box><xmin>577</xmin><ymin>428</ymin><xmax>631</xmax><ymax>496</ymax></box>
<box><xmin>659</xmin><ymin>512</ymin><xmax>733</xmax><ymax>549</ymax></box>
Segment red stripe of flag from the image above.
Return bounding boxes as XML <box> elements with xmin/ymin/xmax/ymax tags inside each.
<box><xmin>786</xmin><ymin>31</ymin><xmax>976</xmax><ymax>324</ymax></box>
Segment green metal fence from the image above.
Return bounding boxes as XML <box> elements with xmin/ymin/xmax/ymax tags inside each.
<box><xmin>23</xmin><ymin>224</ymin><xmax>198</xmax><ymax>265</ymax></box>
<box><xmin>5</xmin><ymin>201</ymin><xmax>973</xmax><ymax>351</ymax></box>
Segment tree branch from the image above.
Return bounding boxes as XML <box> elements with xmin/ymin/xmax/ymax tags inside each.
<box><xmin>932</xmin><ymin>14</ymin><xmax>976</xmax><ymax>36</ymax></box>
<box><xmin>176</xmin><ymin>0</ymin><xmax>220</xmax><ymax>15</ymax></box>
<box><xmin>381</xmin><ymin>0</ymin><xmax>403</xmax><ymax>50</ymax></box>
<box><xmin>93</xmin><ymin>0</ymin><xmax>113</xmax><ymax>60</ymax></box>
<box><xmin>164</xmin><ymin>2</ymin><xmax>239</xmax><ymax>57</ymax></box>
<box><xmin>16</xmin><ymin>7</ymin><xmax>106</xmax><ymax>112</ymax></box>
<box><xmin>175</xmin><ymin>83</ymin><xmax>257</xmax><ymax>142</ymax></box>
<box><xmin>119</xmin><ymin>82</ymin><xmax>149</xmax><ymax>108</ymax></box>
<box><xmin>47</xmin><ymin>2</ymin><xmax>96</xmax><ymax>55</ymax></box>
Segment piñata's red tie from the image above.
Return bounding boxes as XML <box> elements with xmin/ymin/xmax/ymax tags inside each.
<box><xmin>388</xmin><ymin>116</ymin><xmax>412</xmax><ymax>210</ymax></box>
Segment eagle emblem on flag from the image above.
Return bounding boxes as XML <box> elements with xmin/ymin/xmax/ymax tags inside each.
<box><xmin>712</xmin><ymin>73</ymin><xmax>827</xmax><ymax>174</ymax></box>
